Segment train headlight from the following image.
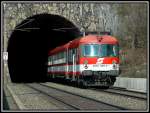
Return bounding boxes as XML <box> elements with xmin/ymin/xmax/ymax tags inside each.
<box><xmin>113</xmin><ymin>64</ymin><xmax>117</xmax><ymax>69</ymax></box>
<box><xmin>84</xmin><ymin>60</ymin><xmax>88</xmax><ymax>69</ymax></box>
<box><xmin>112</xmin><ymin>60</ymin><xmax>117</xmax><ymax>69</ymax></box>
<box><xmin>112</xmin><ymin>60</ymin><xmax>117</xmax><ymax>64</ymax></box>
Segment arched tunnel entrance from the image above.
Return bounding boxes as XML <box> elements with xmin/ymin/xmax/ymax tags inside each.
<box><xmin>7</xmin><ymin>13</ymin><xmax>81</xmax><ymax>83</ymax></box>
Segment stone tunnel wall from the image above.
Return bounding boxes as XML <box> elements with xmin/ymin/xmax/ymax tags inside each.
<box><xmin>3</xmin><ymin>2</ymin><xmax>119</xmax><ymax>82</ymax></box>
<box><xmin>3</xmin><ymin>2</ymin><xmax>120</xmax><ymax>44</ymax></box>
<box><xmin>2</xmin><ymin>2</ymin><xmax>120</xmax><ymax>82</ymax></box>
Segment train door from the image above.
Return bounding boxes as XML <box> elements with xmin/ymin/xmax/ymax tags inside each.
<box><xmin>72</xmin><ymin>48</ymin><xmax>77</xmax><ymax>81</ymax></box>
<box><xmin>66</xmin><ymin>48</ymin><xmax>77</xmax><ymax>81</ymax></box>
<box><xmin>72</xmin><ymin>53</ymin><xmax>76</xmax><ymax>81</ymax></box>
<box><xmin>65</xmin><ymin>47</ymin><xmax>69</xmax><ymax>80</ymax></box>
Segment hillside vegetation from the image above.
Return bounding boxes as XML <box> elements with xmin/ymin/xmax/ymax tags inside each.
<box><xmin>115</xmin><ymin>4</ymin><xmax>147</xmax><ymax>78</ymax></box>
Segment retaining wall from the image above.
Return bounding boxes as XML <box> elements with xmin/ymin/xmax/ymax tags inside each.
<box><xmin>114</xmin><ymin>77</ymin><xmax>147</xmax><ymax>93</ymax></box>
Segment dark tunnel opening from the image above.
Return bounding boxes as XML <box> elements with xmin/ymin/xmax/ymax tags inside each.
<box><xmin>7</xmin><ymin>13</ymin><xmax>81</xmax><ymax>83</ymax></box>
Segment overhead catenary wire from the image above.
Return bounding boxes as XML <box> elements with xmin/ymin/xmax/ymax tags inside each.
<box><xmin>14</xmin><ymin>27</ymin><xmax>78</xmax><ymax>32</ymax></box>
<box><xmin>15</xmin><ymin>18</ymin><xmax>35</xmax><ymax>29</ymax></box>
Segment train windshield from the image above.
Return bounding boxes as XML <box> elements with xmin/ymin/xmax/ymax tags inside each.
<box><xmin>81</xmin><ymin>44</ymin><xmax>99</xmax><ymax>57</ymax></box>
<box><xmin>99</xmin><ymin>44</ymin><xmax>119</xmax><ymax>57</ymax></box>
<box><xmin>81</xmin><ymin>44</ymin><xmax>119</xmax><ymax>57</ymax></box>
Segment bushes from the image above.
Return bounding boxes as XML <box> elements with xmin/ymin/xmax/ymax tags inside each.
<box><xmin>119</xmin><ymin>48</ymin><xmax>147</xmax><ymax>78</ymax></box>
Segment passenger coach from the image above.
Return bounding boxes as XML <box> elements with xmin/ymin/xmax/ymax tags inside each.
<box><xmin>48</xmin><ymin>34</ymin><xmax>120</xmax><ymax>88</ymax></box>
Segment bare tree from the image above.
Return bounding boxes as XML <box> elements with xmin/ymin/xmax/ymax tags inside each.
<box><xmin>116</xmin><ymin>3</ymin><xmax>147</xmax><ymax>49</ymax></box>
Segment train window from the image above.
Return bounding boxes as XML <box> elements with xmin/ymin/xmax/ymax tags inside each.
<box><xmin>68</xmin><ymin>49</ymin><xmax>72</xmax><ymax>63</ymax></box>
<box><xmin>49</xmin><ymin>56</ymin><xmax>51</xmax><ymax>62</ymax></box>
<box><xmin>68</xmin><ymin>48</ymin><xmax>78</xmax><ymax>63</ymax></box>
<box><xmin>54</xmin><ymin>54</ymin><xmax>57</xmax><ymax>60</ymax></box>
<box><xmin>56</xmin><ymin>54</ymin><xmax>58</xmax><ymax>60</ymax></box>
<box><xmin>59</xmin><ymin>52</ymin><xmax>60</xmax><ymax>59</ymax></box>
<box><xmin>75</xmin><ymin>48</ymin><xmax>79</xmax><ymax>62</ymax></box>
<box><xmin>74</xmin><ymin>48</ymin><xmax>76</xmax><ymax>58</ymax></box>
<box><xmin>81</xmin><ymin>44</ymin><xmax>99</xmax><ymax>57</ymax></box>
<box><xmin>62</xmin><ymin>51</ymin><xmax>66</xmax><ymax>63</ymax></box>
<box><xmin>64</xmin><ymin>51</ymin><xmax>67</xmax><ymax>63</ymax></box>
<box><xmin>58</xmin><ymin>52</ymin><xmax>60</xmax><ymax>59</ymax></box>
<box><xmin>62</xmin><ymin>52</ymin><xmax>65</xmax><ymax>59</ymax></box>
<box><xmin>99</xmin><ymin>44</ymin><xmax>119</xmax><ymax>57</ymax></box>
<box><xmin>48</xmin><ymin>56</ymin><xmax>53</xmax><ymax>65</ymax></box>
<box><xmin>51</xmin><ymin>55</ymin><xmax>53</xmax><ymax>64</ymax></box>
<box><xmin>53</xmin><ymin>55</ymin><xmax>54</xmax><ymax>60</ymax></box>
<box><xmin>51</xmin><ymin>55</ymin><xmax>53</xmax><ymax>60</ymax></box>
<box><xmin>60</xmin><ymin>52</ymin><xmax>62</xmax><ymax>59</ymax></box>
<box><xmin>81</xmin><ymin>44</ymin><xmax>119</xmax><ymax>57</ymax></box>
<box><xmin>60</xmin><ymin>52</ymin><xmax>63</xmax><ymax>59</ymax></box>
<box><xmin>54</xmin><ymin>54</ymin><xmax>56</xmax><ymax>60</ymax></box>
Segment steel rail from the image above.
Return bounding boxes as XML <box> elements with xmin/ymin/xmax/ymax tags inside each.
<box><xmin>26</xmin><ymin>84</ymin><xmax>80</xmax><ymax>110</ymax></box>
<box><xmin>91</xmin><ymin>87</ymin><xmax>147</xmax><ymax>100</ymax></box>
<box><xmin>37</xmin><ymin>83</ymin><xmax>129</xmax><ymax>110</ymax></box>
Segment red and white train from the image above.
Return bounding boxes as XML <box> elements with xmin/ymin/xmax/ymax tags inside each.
<box><xmin>47</xmin><ymin>34</ymin><xmax>120</xmax><ymax>88</ymax></box>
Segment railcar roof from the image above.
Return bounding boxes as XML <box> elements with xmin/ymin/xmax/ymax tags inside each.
<box><xmin>77</xmin><ymin>35</ymin><xmax>118</xmax><ymax>44</ymax></box>
<box><xmin>49</xmin><ymin>35</ymin><xmax>118</xmax><ymax>55</ymax></box>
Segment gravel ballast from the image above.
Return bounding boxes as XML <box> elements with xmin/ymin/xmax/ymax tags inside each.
<box><xmin>43</xmin><ymin>82</ymin><xmax>147</xmax><ymax>110</ymax></box>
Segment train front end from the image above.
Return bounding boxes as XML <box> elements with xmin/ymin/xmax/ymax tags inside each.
<box><xmin>79</xmin><ymin>35</ymin><xmax>120</xmax><ymax>87</ymax></box>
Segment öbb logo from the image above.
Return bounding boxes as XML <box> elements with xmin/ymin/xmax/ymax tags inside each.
<box><xmin>96</xmin><ymin>58</ymin><xmax>104</xmax><ymax>64</ymax></box>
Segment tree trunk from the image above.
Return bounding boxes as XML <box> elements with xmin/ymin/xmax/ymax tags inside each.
<box><xmin>132</xmin><ymin>34</ymin><xmax>138</xmax><ymax>49</ymax></box>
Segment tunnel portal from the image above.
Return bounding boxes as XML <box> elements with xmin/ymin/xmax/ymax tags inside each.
<box><xmin>7</xmin><ymin>13</ymin><xmax>81</xmax><ymax>82</ymax></box>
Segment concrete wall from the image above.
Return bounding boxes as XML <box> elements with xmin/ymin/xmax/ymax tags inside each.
<box><xmin>114</xmin><ymin>77</ymin><xmax>147</xmax><ymax>93</ymax></box>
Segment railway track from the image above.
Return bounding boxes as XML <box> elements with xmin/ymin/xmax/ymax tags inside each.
<box><xmin>56</xmin><ymin>80</ymin><xmax>147</xmax><ymax>100</ymax></box>
<box><xmin>46</xmin><ymin>80</ymin><xmax>147</xmax><ymax>100</ymax></box>
<box><xmin>26</xmin><ymin>83</ymin><xmax>128</xmax><ymax>110</ymax></box>
<box><xmin>91</xmin><ymin>87</ymin><xmax>147</xmax><ymax>100</ymax></box>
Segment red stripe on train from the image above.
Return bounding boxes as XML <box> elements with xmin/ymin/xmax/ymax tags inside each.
<box><xmin>48</xmin><ymin>57</ymin><xmax>119</xmax><ymax>67</ymax></box>
<box><xmin>80</xmin><ymin>57</ymin><xmax>119</xmax><ymax>64</ymax></box>
<box><xmin>48</xmin><ymin>71</ymin><xmax>81</xmax><ymax>75</ymax></box>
